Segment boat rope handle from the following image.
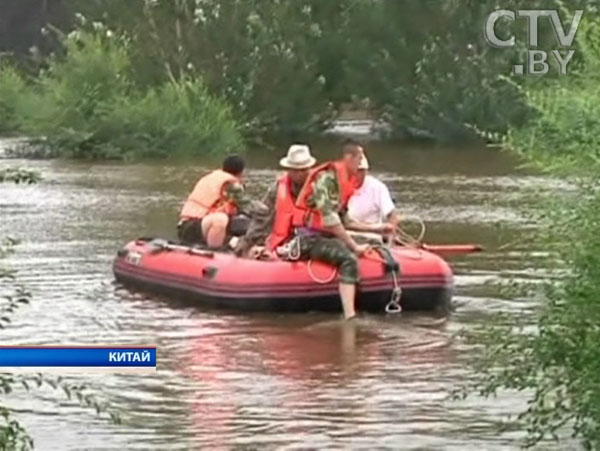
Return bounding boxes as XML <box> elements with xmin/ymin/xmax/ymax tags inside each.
<box><xmin>385</xmin><ymin>260</ymin><xmax>402</xmax><ymax>314</ymax></box>
<box><xmin>287</xmin><ymin>230</ymin><xmax>302</xmax><ymax>261</ymax></box>
<box><xmin>284</xmin><ymin>231</ymin><xmax>337</xmax><ymax>284</ymax></box>
<box><xmin>371</xmin><ymin>243</ymin><xmax>403</xmax><ymax>314</ymax></box>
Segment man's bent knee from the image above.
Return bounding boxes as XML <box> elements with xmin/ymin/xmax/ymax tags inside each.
<box><xmin>202</xmin><ymin>212</ymin><xmax>230</xmax><ymax>229</ymax></box>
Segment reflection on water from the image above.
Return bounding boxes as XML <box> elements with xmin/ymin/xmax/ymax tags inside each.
<box><xmin>0</xmin><ymin>140</ymin><xmax>579</xmax><ymax>449</ymax></box>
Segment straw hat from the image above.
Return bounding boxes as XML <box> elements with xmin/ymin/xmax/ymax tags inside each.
<box><xmin>279</xmin><ymin>144</ymin><xmax>316</xmax><ymax>169</ymax></box>
<box><xmin>358</xmin><ymin>150</ymin><xmax>370</xmax><ymax>170</ymax></box>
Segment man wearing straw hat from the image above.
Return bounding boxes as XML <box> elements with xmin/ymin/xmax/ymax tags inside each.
<box><xmin>234</xmin><ymin>144</ymin><xmax>316</xmax><ymax>257</ymax></box>
<box><xmin>236</xmin><ymin>141</ymin><xmax>369</xmax><ymax>320</ymax></box>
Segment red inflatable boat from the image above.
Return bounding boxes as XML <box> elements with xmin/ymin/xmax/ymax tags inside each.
<box><xmin>113</xmin><ymin>238</ymin><xmax>454</xmax><ymax>313</ymax></box>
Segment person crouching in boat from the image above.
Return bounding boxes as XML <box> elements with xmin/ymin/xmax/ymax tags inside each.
<box><xmin>290</xmin><ymin>139</ymin><xmax>370</xmax><ymax>320</ymax></box>
<box><xmin>178</xmin><ymin>155</ymin><xmax>264</xmax><ymax>248</ymax></box>
<box><xmin>233</xmin><ymin>144</ymin><xmax>316</xmax><ymax>257</ymax></box>
<box><xmin>344</xmin><ymin>149</ymin><xmax>400</xmax><ymax>244</ymax></box>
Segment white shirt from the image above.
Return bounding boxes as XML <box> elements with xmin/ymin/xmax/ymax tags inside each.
<box><xmin>347</xmin><ymin>175</ymin><xmax>395</xmax><ymax>225</ymax></box>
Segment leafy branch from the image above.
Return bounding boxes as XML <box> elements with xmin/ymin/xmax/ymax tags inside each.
<box><xmin>0</xmin><ymin>169</ymin><xmax>41</xmax><ymax>184</ymax></box>
<box><xmin>0</xmin><ymin>176</ymin><xmax>121</xmax><ymax>449</ymax></box>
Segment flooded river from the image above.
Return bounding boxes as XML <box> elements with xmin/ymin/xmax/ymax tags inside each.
<box><xmin>0</xmin><ymin>138</ymin><xmax>577</xmax><ymax>450</ymax></box>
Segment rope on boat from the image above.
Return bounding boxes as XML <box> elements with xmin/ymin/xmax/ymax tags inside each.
<box><xmin>395</xmin><ymin>215</ymin><xmax>426</xmax><ymax>247</ymax></box>
<box><xmin>284</xmin><ymin>231</ymin><xmax>337</xmax><ymax>284</ymax></box>
<box><xmin>372</xmin><ymin>244</ymin><xmax>403</xmax><ymax>314</ymax></box>
<box><xmin>386</xmin><ymin>267</ymin><xmax>402</xmax><ymax>314</ymax></box>
<box><xmin>391</xmin><ymin>215</ymin><xmax>427</xmax><ymax>260</ymax></box>
<box><xmin>285</xmin><ymin>216</ymin><xmax>426</xmax><ymax>305</ymax></box>
<box><xmin>288</xmin><ymin>230</ymin><xmax>302</xmax><ymax>262</ymax></box>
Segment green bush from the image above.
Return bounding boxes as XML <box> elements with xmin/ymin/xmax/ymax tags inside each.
<box><xmin>466</xmin><ymin>185</ymin><xmax>600</xmax><ymax>448</ymax></box>
<box><xmin>466</xmin><ymin>15</ymin><xmax>600</xmax><ymax>448</ymax></box>
<box><xmin>69</xmin><ymin>0</ymin><xmax>535</xmax><ymax>142</ymax></box>
<box><xmin>7</xmin><ymin>0</ymin><xmax>594</xmax><ymax>143</ymax></box>
<box><xmin>0</xmin><ymin>64</ymin><xmax>28</xmax><ymax>134</ymax></box>
<box><xmin>5</xmin><ymin>29</ymin><xmax>241</xmax><ymax>159</ymax></box>
<box><xmin>17</xmin><ymin>31</ymin><xmax>131</xmax><ymax>158</ymax></box>
<box><xmin>505</xmin><ymin>82</ymin><xmax>600</xmax><ymax>175</ymax></box>
<box><xmin>104</xmin><ymin>78</ymin><xmax>242</xmax><ymax>159</ymax></box>
<box><xmin>82</xmin><ymin>0</ymin><xmax>337</xmax><ymax>139</ymax></box>
<box><xmin>384</xmin><ymin>41</ymin><xmax>531</xmax><ymax>141</ymax></box>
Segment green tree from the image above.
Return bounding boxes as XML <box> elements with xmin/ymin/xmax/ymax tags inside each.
<box><xmin>2</xmin><ymin>0</ymin><xmax>594</xmax><ymax>147</ymax></box>
<box><xmin>60</xmin><ymin>0</ymin><xmax>537</xmax><ymax>141</ymax></box>
<box><xmin>0</xmin><ymin>26</ymin><xmax>242</xmax><ymax>159</ymax></box>
<box><xmin>463</xmin><ymin>11</ymin><xmax>600</xmax><ymax>449</ymax></box>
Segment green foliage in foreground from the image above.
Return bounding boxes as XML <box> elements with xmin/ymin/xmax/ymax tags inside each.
<box><xmin>464</xmin><ymin>188</ymin><xmax>600</xmax><ymax>448</ymax></box>
<box><xmin>0</xmin><ymin>168</ymin><xmax>41</xmax><ymax>184</ymax></box>
<box><xmin>0</xmin><ymin>29</ymin><xmax>242</xmax><ymax>160</ymax></box>
<box><xmin>466</xmin><ymin>17</ymin><xmax>600</xmax><ymax>449</ymax></box>
<box><xmin>1</xmin><ymin>180</ymin><xmax>120</xmax><ymax>449</ymax></box>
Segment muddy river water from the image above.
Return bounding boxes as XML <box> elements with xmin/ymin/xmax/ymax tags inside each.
<box><xmin>0</xmin><ymin>139</ymin><xmax>577</xmax><ymax>450</ymax></box>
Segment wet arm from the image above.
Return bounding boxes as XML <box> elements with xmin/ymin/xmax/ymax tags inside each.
<box><xmin>225</xmin><ymin>181</ymin><xmax>268</xmax><ymax>216</ymax></box>
<box><xmin>233</xmin><ymin>183</ymin><xmax>276</xmax><ymax>255</ymax></box>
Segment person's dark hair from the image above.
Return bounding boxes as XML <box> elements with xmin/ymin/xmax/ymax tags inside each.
<box><xmin>342</xmin><ymin>138</ymin><xmax>362</xmax><ymax>156</ymax></box>
<box><xmin>222</xmin><ymin>154</ymin><xmax>245</xmax><ymax>176</ymax></box>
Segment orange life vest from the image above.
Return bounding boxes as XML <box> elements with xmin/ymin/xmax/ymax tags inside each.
<box><xmin>292</xmin><ymin>161</ymin><xmax>357</xmax><ymax>230</ymax></box>
<box><xmin>180</xmin><ymin>170</ymin><xmax>239</xmax><ymax>220</ymax></box>
<box><xmin>266</xmin><ymin>173</ymin><xmax>300</xmax><ymax>250</ymax></box>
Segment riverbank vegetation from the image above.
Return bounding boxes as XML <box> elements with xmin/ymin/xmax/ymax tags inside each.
<box><xmin>2</xmin><ymin>0</ymin><xmax>588</xmax><ymax>158</ymax></box>
<box><xmin>0</xmin><ymin>239</ymin><xmax>121</xmax><ymax>450</ymax></box>
<box><xmin>0</xmin><ymin>26</ymin><xmax>241</xmax><ymax>159</ymax></box>
<box><xmin>0</xmin><ymin>174</ymin><xmax>120</xmax><ymax>450</ymax></box>
<box><xmin>464</xmin><ymin>13</ymin><xmax>600</xmax><ymax>449</ymax></box>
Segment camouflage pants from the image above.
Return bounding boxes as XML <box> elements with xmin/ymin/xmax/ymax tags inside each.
<box><xmin>298</xmin><ymin>235</ymin><xmax>359</xmax><ymax>284</ymax></box>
